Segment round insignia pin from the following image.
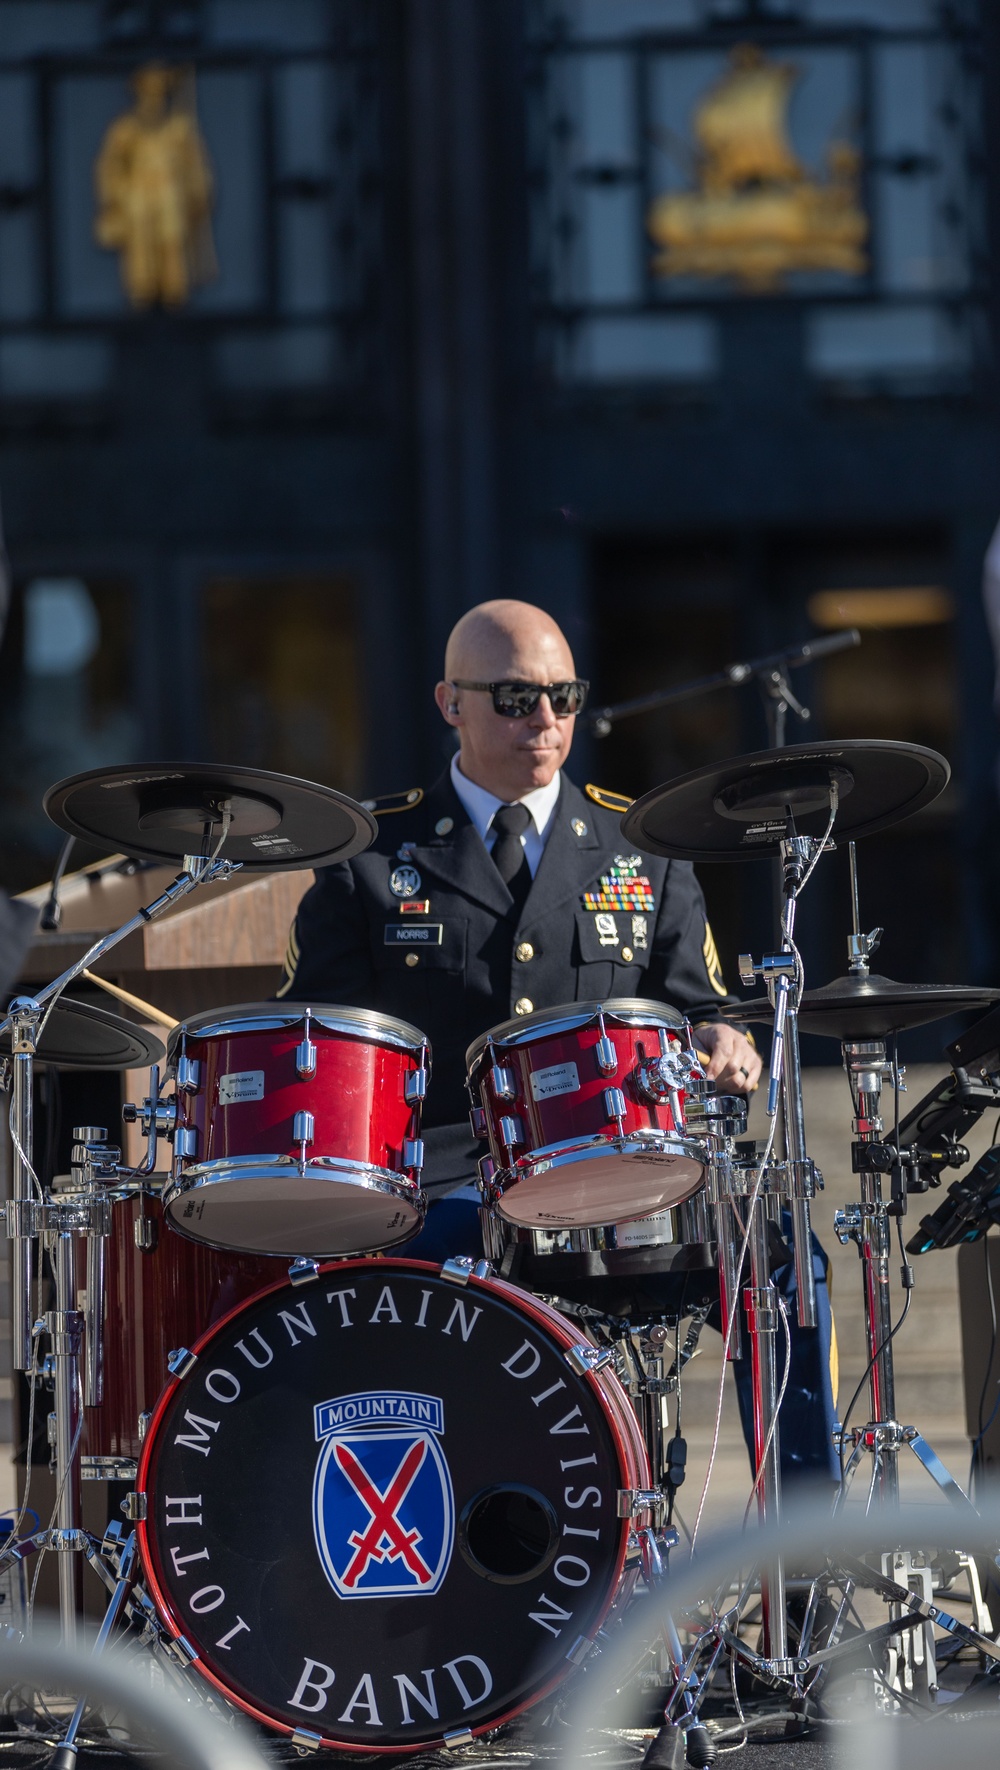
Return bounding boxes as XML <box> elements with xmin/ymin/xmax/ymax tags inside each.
<box><xmin>435</xmin><ymin>816</ymin><xmax>454</xmax><ymax>836</ymax></box>
<box><xmin>389</xmin><ymin>864</ymin><xmax>422</xmax><ymax>899</ymax></box>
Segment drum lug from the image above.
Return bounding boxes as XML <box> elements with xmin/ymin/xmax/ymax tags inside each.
<box><xmin>173</xmin><ymin>1126</ymin><xmax>197</xmax><ymax>1159</ymax></box>
<box><xmin>293</xmin><ymin>1110</ymin><xmax>315</xmax><ymax>1146</ymax></box>
<box><xmin>296</xmin><ymin>1037</ymin><xmax>317</xmax><ymax>1080</ymax></box>
<box><xmin>403</xmin><ymin>1137</ymin><xmax>425</xmax><ymax>1173</ymax></box>
<box><xmin>617</xmin><ymin>1487</ymin><xmax>667</xmax><ymax>1523</ymax></box>
<box><xmin>288</xmin><ymin>1257</ymin><xmax>320</xmax><ymax>1286</ymax></box>
<box><xmin>499</xmin><ymin>1114</ymin><xmax>522</xmax><ymax>1149</ymax></box>
<box><xmin>469</xmin><ymin>1105</ymin><xmax>488</xmax><ymax>1138</ymax></box>
<box><xmin>137</xmin><ymin>1410</ymin><xmax>152</xmax><ymax>1443</ymax></box>
<box><xmin>175</xmin><ymin>1056</ymin><xmax>200</xmax><ymax>1093</ymax></box>
<box><xmin>405</xmin><ymin>1068</ymin><xmax>428</xmax><ymax>1104</ymax></box>
<box><xmin>491</xmin><ymin>1063</ymin><xmax>516</xmax><ymax>1101</ymax></box>
<box><xmin>565</xmin><ymin>1634</ymin><xmax>594</xmax><ymax>1666</ymax></box>
<box><xmin>167</xmin><ymin>1346</ymin><xmax>197</xmax><ymax>1378</ymax></box>
<box><xmin>443</xmin><ymin>1728</ymin><xmax>475</xmax><ymax>1749</ymax></box>
<box><xmin>565</xmin><ymin>1342</ymin><xmax>615</xmax><ymax>1377</ymax></box>
<box><xmin>604</xmin><ymin>1088</ymin><xmax>627</xmax><ymax>1134</ymax></box>
<box><xmin>441</xmin><ymin>1254</ymin><xmax>494</xmax><ymax>1285</ymax></box>
<box><xmin>163</xmin><ymin>1631</ymin><xmax>199</xmax><ymax>1666</ymax></box>
<box><xmin>290</xmin><ymin>1729</ymin><xmax>322</xmax><ymax>1753</ymax></box>
<box><xmin>595</xmin><ymin>1035</ymin><xmax>618</xmax><ymax>1076</ymax></box>
<box><xmin>123</xmin><ymin>1490</ymin><xmax>147</xmax><ymax>1523</ymax></box>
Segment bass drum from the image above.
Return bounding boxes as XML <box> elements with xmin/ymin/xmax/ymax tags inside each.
<box><xmin>137</xmin><ymin>1259</ymin><xmax>650</xmax><ymax>1753</ymax></box>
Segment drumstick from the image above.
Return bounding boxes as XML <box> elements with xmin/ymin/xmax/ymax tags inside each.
<box><xmin>82</xmin><ymin>968</ymin><xmax>176</xmax><ymax>1031</ymax></box>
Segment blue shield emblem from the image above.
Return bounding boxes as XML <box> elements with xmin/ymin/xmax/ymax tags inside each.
<box><xmin>312</xmin><ymin>1390</ymin><xmax>454</xmax><ymax>1600</ymax></box>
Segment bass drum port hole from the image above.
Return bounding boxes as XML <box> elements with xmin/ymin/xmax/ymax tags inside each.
<box><xmin>458</xmin><ymin>1484</ymin><xmax>560</xmax><ymax>1584</ymax></box>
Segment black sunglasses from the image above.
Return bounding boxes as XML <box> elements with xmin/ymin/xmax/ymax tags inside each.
<box><xmin>450</xmin><ymin>678</ymin><xmax>589</xmax><ymax>719</ymax></box>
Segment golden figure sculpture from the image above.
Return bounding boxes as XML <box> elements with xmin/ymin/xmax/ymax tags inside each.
<box><xmin>94</xmin><ymin>62</ymin><xmax>217</xmax><ymax>308</ymax></box>
<box><xmin>647</xmin><ymin>44</ymin><xmax>868</xmax><ymax>291</ymax></box>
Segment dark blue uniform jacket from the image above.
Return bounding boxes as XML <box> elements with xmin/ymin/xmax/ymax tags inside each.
<box><xmin>278</xmin><ymin>769</ymin><xmax>735</xmax><ymax>1191</ymax></box>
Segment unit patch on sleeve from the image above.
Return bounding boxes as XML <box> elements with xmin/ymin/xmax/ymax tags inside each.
<box><xmin>702</xmin><ymin>920</ymin><xmax>728</xmax><ymax>997</ymax></box>
<box><xmin>582</xmin><ymin>854</ymin><xmax>655</xmax><ymax>914</ymax></box>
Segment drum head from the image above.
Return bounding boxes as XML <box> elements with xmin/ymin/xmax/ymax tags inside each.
<box><xmin>163</xmin><ymin>1166</ymin><xmax>424</xmax><ymax>1257</ymax></box>
<box><xmin>467</xmin><ymin>998</ymin><xmax>684</xmax><ymax>1071</ymax></box>
<box><xmin>137</xmin><ymin>1261</ymin><xmax>642</xmax><ymax>1750</ymax></box>
<box><xmin>495</xmin><ymin>1136</ymin><xmax>705</xmax><ymax>1229</ymax></box>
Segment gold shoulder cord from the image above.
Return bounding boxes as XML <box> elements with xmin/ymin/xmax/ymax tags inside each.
<box><xmin>584</xmin><ymin>783</ymin><xmax>634</xmax><ymax>814</ymax></box>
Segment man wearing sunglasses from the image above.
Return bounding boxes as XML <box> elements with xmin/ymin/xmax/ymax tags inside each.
<box><xmin>279</xmin><ymin>601</ymin><xmax>837</xmax><ymax>1483</ymax></box>
<box><xmin>280</xmin><ymin>597</ymin><xmax>762</xmax><ymax>1135</ymax></box>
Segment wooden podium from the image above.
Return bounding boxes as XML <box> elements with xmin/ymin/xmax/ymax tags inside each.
<box><xmin>15</xmin><ymin>856</ymin><xmax>313</xmax><ymax>1023</ymax></box>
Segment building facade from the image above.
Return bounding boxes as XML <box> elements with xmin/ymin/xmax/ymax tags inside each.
<box><xmin>1</xmin><ymin>0</ymin><xmax>999</xmax><ymax>1037</ymax></box>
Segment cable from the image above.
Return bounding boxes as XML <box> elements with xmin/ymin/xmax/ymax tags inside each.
<box><xmin>690</xmin><ymin>1107</ymin><xmax>779</xmax><ymax>1551</ymax></box>
<box><xmin>837</xmin><ymin>1225</ymin><xmax>913</xmax><ymax>1495</ymax></box>
<box><xmin>742</xmin><ymin>1292</ymin><xmax>792</xmax><ymax>1528</ymax></box>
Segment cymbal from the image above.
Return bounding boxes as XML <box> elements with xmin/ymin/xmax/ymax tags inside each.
<box><xmin>2</xmin><ymin>999</ymin><xmax>166</xmax><ymax>1068</ymax></box>
<box><xmin>621</xmin><ymin>740</ymin><xmax>949</xmax><ymax>861</ymax></box>
<box><xmin>721</xmin><ymin>973</ymin><xmax>1000</xmax><ymax>1041</ymax></box>
<box><xmin>43</xmin><ymin>763</ymin><xmax>377</xmax><ymax>870</ymax></box>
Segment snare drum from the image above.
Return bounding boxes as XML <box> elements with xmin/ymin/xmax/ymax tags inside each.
<box><xmin>162</xmin><ymin>1003</ymin><xmax>430</xmax><ymax>1256</ymax></box>
<box><xmin>82</xmin><ymin>1193</ymin><xmax>284</xmax><ymax>1473</ymax></box>
<box><xmin>136</xmin><ymin>1258</ymin><xmax>651</xmax><ymax>1752</ymax></box>
<box><xmin>467</xmin><ymin>999</ymin><xmax>705</xmax><ymax>1229</ymax></box>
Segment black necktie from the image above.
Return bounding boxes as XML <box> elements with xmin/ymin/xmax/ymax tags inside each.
<box><xmin>490</xmin><ymin>802</ymin><xmax>532</xmax><ymax>915</ymax></box>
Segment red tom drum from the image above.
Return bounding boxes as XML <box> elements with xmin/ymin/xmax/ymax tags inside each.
<box><xmin>467</xmin><ymin>999</ymin><xmax>706</xmax><ymax>1228</ymax></box>
<box><xmin>162</xmin><ymin>1003</ymin><xmax>430</xmax><ymax>1256</ymax></box>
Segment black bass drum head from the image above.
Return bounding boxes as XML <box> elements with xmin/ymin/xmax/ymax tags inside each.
<box><xmin>136</xmin><ymin>1259</ymin><xmax>648</xmax><ymax>1751</ymax></box>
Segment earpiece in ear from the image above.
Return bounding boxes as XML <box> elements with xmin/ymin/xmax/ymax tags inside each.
<box><xmin>448</xmin><ymin>702</ymin><xmax>460</xmax><ymax>716</ymax></box>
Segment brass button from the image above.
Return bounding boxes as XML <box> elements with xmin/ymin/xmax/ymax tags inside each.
<box><xmin>621</xmin><ymin>946</ymin><xmax>633</xmax><ymax>963</ymax></box>
<box><xmin>405</xmin><ymin>952</ymin><xmax>420</xmax><ymax>968</ymax></box>
<box><xmin>515</xmin><ymin>941</ymin><xmax>534</xmax><ymax>963</ymax></box>
<box><xmin>514</xmin><ymin>997</ymin><xmax>534</xmax><ymax>1016</ymax></box>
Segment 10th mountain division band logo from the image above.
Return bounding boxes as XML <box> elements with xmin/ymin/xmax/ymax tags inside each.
<box><xmin>312</xmin><ymin>1390</ymin><xmax>454</xmax><ymax>1599</ymax></box>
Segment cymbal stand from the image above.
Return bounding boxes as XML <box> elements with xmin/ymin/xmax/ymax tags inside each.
<box><xmin>832</xmin><ymin>844</ymin><xmax>978</xmax><ymax>1517</ymax></box>
<box><xmin>3</xmin><ymin>846</ymin><xmax>240</xmax><ymax>1648</ymax></box>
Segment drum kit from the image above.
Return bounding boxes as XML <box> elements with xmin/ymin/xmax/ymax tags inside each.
<box><xmin>2</xmin><ymin>741</ymin><xmax>1000</xmax><ymax>1762</ymax></box>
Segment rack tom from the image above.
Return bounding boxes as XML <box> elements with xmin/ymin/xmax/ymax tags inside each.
<box><xmin>467</xmin><ymin>999</ymin><xmax>705</xmax><ymax>1229</ymax></box>
<box><xmin>163</xmin><ymin>1003</ymin><xmax>430</xmax><ymax>1256</ymax></box>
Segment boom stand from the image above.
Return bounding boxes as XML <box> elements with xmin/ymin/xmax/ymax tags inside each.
<box><xmin>831</xmin><ymin>846</ymin><xmax>977</xmax><ymax>1518</ymax></box>
<box><xmin>3</xmin><ymin>842</ymin><xmax>239</xmax><ymax>1645</ymax></box>
<box><xmin>735</xmin><ymin>832</ymin><xmax>821</xmax><ymax>1657</ymax></box>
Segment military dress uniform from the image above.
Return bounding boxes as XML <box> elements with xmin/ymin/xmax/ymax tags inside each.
<box><xmin>278</xmin><ymin>765</ymin><xmax>839</xmax><ymax>1483</ymax></box>
<box><xmin>278</xmin><ymin>769</ymin><xmax>734</xmax><ymax>1188</ymax></box>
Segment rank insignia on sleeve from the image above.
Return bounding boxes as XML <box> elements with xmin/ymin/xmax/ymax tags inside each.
<box><xmin>582</xmin><ymin>854</ymin><xmax>655</xmax><ymax>915</ymax></box>
<box><xmin>703</xmin><ymin>921</ymin><xmax>728</xmax><ymax>997</ymax></box>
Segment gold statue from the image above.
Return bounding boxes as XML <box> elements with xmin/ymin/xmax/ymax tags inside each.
<box><xmin>648</xmin><ymin>44</ymin><xmax>868</xmax><ymax>291</ymax></box>
<box><xmin>94</xmin><ymin>62</ymin><xmax>217</xmax><ymax>309</ymax></box>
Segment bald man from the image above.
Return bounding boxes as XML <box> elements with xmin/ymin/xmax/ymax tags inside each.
<box><xmin>280</xmin><ymin>601</ymin><xmax>838</xmax><ymax>1484</ymax></box>
<box><xmin>280</xmin><ymin>598</ymin><xmax>760</xmax><ymax>1185</ymax></box>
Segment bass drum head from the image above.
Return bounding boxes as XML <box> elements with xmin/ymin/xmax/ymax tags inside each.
<box><xmin>137</xmin><ymin>1260</ymin><xmax>647</xmax><ymax>1752</ymax></box>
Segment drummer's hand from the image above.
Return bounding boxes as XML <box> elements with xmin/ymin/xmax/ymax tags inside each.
<box><xmin>695</xmin><ymin>1024</ymin><xmax>761</xmax><ymax>1094</ymax></box>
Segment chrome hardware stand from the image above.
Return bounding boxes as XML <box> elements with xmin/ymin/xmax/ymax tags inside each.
<box><xmin>3</xmin><ymin>849</ymin><xmax>239</xmax><ymax>1646</ymax></box>
<box><xmin>833</xmin><ymin>853</ymin><xmax>978</xmax><ymax>1518</ymax></box>
<box><xmin>731</xmin><ymin>827</ymin><xmax>828</xmax><ymax>1657</ymax></box>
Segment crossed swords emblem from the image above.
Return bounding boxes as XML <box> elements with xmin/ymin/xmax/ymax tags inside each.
<box><xmin>333</xmin><ymin>1437</ymin><xmax>435</xmax><ymax>1589</ymax></box>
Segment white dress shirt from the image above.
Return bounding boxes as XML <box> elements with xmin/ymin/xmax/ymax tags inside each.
<box><xmin>449</xmin><ymin>753</ymin><xmax>561</xmax><ymax>879</ymax></box>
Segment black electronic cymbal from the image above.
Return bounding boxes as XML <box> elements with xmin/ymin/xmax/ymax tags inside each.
<box><xmin>621</xmin><ymin>739</ymin><xmax>950</xmax><ymax>861</ymax></box>
<box><xmin>721</xmin><ymin>973</ymin><xmax>1000</xmax><ymax>1041</ymax></box>
<box><xmin>1</xmin><ymin>999</ymin><xmax>165</xmax><ymax>1068</ymax></box>
<box><xmin>43</xmin><ymin>763</ymin><xmax>377</xmax><ymax>870</ymax></box>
